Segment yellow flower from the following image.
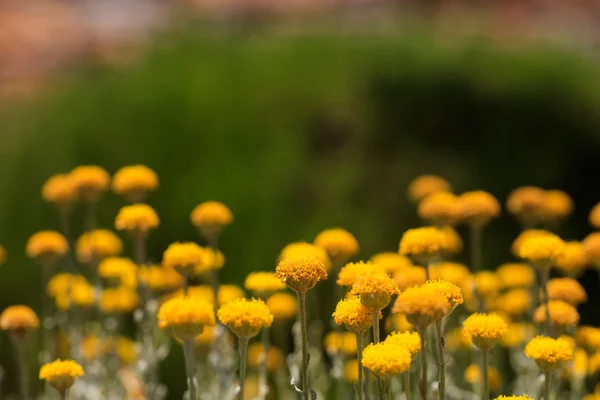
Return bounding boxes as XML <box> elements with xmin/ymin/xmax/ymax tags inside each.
<box><xmin>190</xmin><ymin>201</ymin><xmax>233</xmax><ymax>239</ymax></box>
<box><xmin>244</xmin><ymin>272</ymin><xmax>286</xmax><ymax>295</ymax></box>
<box><xmin>473</xmin><ymin>271</ymin><xmax>501</xmax><ymax>297</ymax></box>
<box><xmin>465</xmin><ymin>364</ymin><xmax>502</xmax><ymax>392</ymax></box>
<box><xmin>502</xmin><ymin>323</ymin><xmax>534</xmax><ymax>348</ymax></box>
<box><xmin>590</xmin><ymin>202</ymin><xmax>600</xmax><ymax>229</ymax></box>
<box><xmin>42</xmin><ymin>174</ymin><xmax>78</xmax><ymax>206</ymax></box>
<box><xmin>337</xmin><ymin>261</ymin><xmax>382</xmax><ymax>287</ymax></box>
<box><xmin>369</xmin><ymin>252</ymin><xmax>413</xmax><ymax>274</ymax></box>
<box><xmin>423</xmin><ymin>279</ymin><xmax>463</xmax><ymax>311</ymax></box>
<box><xmin>115</xmin><ymin>337</ymin><xmax>137</xmax><ymax>366</ymax></box>
<box><xmin>518</xmin><ymin>233</ymin><xmax>565</xmax><ymax>268</ymax></box>
<box><xmin>511</xmin><ymin>229</ymin><xmax>553</xmax><ymax>258</ymax></box>
<box><xmin>47</xmin><ymin>274</ymin><xmax>95</xmax><ymax>310</ymax></box>
<box><xmin>112</xmin><ymin>165</ymin><xmax>158</xmax><ymax>201</ymax></box>
<box><xmin>556</xmin><ymin>241</ymin><xmax>588</xmax><ymax>277</ymax></box>
<box><xmin>26</xmin><ymin>231</ymin><xmax>68</xmax><ymax>263</ymax></box>
<box><xmin>99</xmin><ymin>287</ymin><xmax>139</xmax><ymax>314</ymax></box>
<box><xmin>496</xmin><ymin>289</ymin><xmax>531</xmax><ymax>317</ymax></box>
<box><xmin>98</xmin><ymin>257</ymin><xmax>138</xmax><ymax>288</ymax></box>
<box><xmin>158</xmin><ymin>296</ymin><xmax>215</xmax><ymax>340</ymax></box>
<box><xmin>115</xmin><ymin>204</ymin><xmax>159</xmax><ymax>234</ymax></box>
<box><xmin>314</xmin><ymin>228</ymin><xmax>359</xmax><ymax>262</ymax></box>
<box><xmin>70</xmin><ymin>165</ymin><xmax>110</xmax><ymax>201</ymax></box>
<box><xmin>333</xmin><ymin>296</ymin><xmax>375</xmax><ymax>334</ymax></box>
<box><xmin>217</xmin><ymin>298</ymin><xmax>273</xmax><ymax>338</ymax></box>
<box><xmin>344</xmin><ymin>359</ymin><xmax>359</xmax><ymax>382</ymax></box>
<box><xmin>392</xmin><ymin>285</ymin><xmax>450</xmax><ymax>328</ymax></box>
<box><xmin>218</xmin><ymin>285</ymin><xmax>245</xmax><ymax>306</ymax></box>
<box><xmin>39</xmin><ymin>359</ymin><xmax>84</xmax><ymax>392</ymax></box>
<box><xmin>361</xmin><ymin>342</ymin><xmax>412</xmax><ymax>377</ymax></box>
<box><xmin>440</xmin><ymin>226</ymin><xmax>463</xmax><ymax>256</ymax></box>
<box><xmin>163</xmin><ymin>242</ymin><xmax>207</xmax><ymax>277</ymax></box>
<box><xmin>458</xmin><ymin>190</ymin><xmax>500</xmax><ymax>227</ymax></box>
<box><xmin>275</xmin><ymin>255</ymin><xmax>328</xmax><ymax>293</ymax></box>
<box><xmin>399</xmin><ymin>227</ymin><xmax>449</xmax><ymax>263</ymax></box>
<box><xmin>462</xmin><ymin>313</ymin><xmax>508</xmax><ymax>350</ymax></box>
<box><xmin>76</xmin><ymin>230</ymin><xmax>123</xmax><ymax>264</ymax></box>
<box><xmin>494</xmin><ymin>396</ymin><xmax>533</xmax><ymax>400</ymax></box>
<box><xmin>197</xmin><ymin>248</ymin><xmax>225</xmax><ymax>272</ymax></box>
<box><xmin>324</xmin><ymin>331</ymin><xmax>357</xmax><ymax>355</ymax></box>
<box><xmin>351</xmin><ymin>271</ymin><xmax>400</xmax><ymax>311</ymax></box>
<box><xmin>496</xmin><ymin>263</ymin><xmax>534</xmax><ymax>289</ymax></box>
<box><xmin>564</xmin><ymin>348</ymin><xmax>588</xmax><ymax>380</ymax></box>
<box><xmin>583</xmin><ymin>232</ymin><xmax>600</xmax><ymax>268</ymax></box>
<box><xmin>445</xmin><ymin>327</ymin><xmax>473</xmax><ymax>351</ymax></box>
<box><xmin>0</xmin><ymin>305</ymin><xmax>39</xmax><ymax>332</ymax></box>
<box><xmin>384</xmin><ymin>331</ymin><xmax>421</xmax><ymax>358</ymax></box>
<box><xmin>547</xmin><ymin>277</ymin><xmax>587</xmax><ymax>305</ymax></box>
<box><xmin>541</xmin><ymin>190</ymin><xmax>573</xmax><ymax>223</ymax></box>
<box><xmin>138</xmin><ymin>265</ymin><xmax>183</xmax><ymax>292</ymax></box>
<box><xmin>429</xmin><ymin>262</ymin><xmax>470</xmax><ymax>287</ymax></box>
<box><xmin>533</xmin><ymin>300</ymin><xmax>579</xmax><ymax>329</ymax></box>
<box><xmin>506</xmin><ymin>186</ymin><xmax>546</xmax><ymax>224</ymax></box>
<box><xmin>81</xmin><ymin>336</ymin><xmax>102</xmax><ymax>361</ymax></box>
<box><xmin>388</xmin><ymin>314</ymin><xmax>414</xmax><ymax>333</ymax></box>
<box><xmin>576</xmin><ymin>326</ymin><xmax>600</xmax><ymax>352</ymax></box>
<box><xmin>247</xmin><ymin>343</ymin><xmax>285</xmax><ymax>371</ymax></box>
<box><xmin>407</xmin><ymin>175</ymin><xmax>452</xmax><ymax>204</ymax></box>
<box><xmin>588</xmin><ymin>351</ymin><xmax>600</xmax><ymax>375</ymax></box>
<box><xmin>194</xmin><ymin>325</ymin><xmax>216</xmax><ymax>346</ymax></box>
<box><xmin>417</xmin><ymin>191</ymin><xmax>463</xmax><ymax>226</ymax></box>
<box><xmin>524</xmin><ymin>336</ymin><xmax>573</xmax><ymax>370</ymax></box>
<box><xmin>279</xmin><ymin>242</ymin><xmax>331</xmax><ymax>272</ymax></box>
<box><xmin>392</xmin><ymin>266</ymin><xmax>427</xmax><ymax>291</ymax></box>
<box><xmin>266</xmin><ymin>292</ymin><xmax>298</xmax><ymax>320</ymax></box>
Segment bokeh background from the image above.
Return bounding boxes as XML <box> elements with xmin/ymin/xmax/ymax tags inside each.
<box><xmin>1</xmin><ymin>0</ymin><xmax>600</xmax><ymax>398</ymax></box>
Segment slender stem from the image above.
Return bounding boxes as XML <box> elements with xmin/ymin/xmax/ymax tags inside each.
<box><xmin>60</xmin><ymin>391</ymin><xmax>67</xmax><ymax>400</ymax></box>
<box><xmin>544</xmin><ymin>370</ymin><xmax>551</xmax><ymax>400</ymax></box>
<box><xmin>434</xmin><ymin>321</ymin><xmax>446</xmax><ymax>400</ymax></box>
<box><xmin>13</xmin><ymin>336</ymin><xmax>30</xmax><ymax>400</ymax></box>
<box><xmin>372</xmin><ymin>311</ymin><xmax>385</xmax><ymax>399</ymax></box>
<box><xmin>297</xmin><ymin>291</ymin><xmax>309</xmax><ymax>400</ymax></box>
<box><xmin>258</xmin><ymin>327</ymin><xmax>270</xmax><ymax>399</ymax></box>
<box><xmin>404</xmin><ymin>372</ymin><xmax>412</xmax><ymax>400</ymax></box>
<box><xmin>183</xmin><ymin>339</ymin><xmax>197</xmax><ymax>400</ymax></box>
<box><xmin>238</xmin><ymin>337</ymin><xmax>249</xmax><ymax>400</ymax></box>
<box><xmin>481</xmin><ymin>348</ymin><xmax>489</xmax><ymax>400</ymax></box>
<box><xmin>41</xmin><ymin>262</ymin><xmax>54</xmax><ymax>363</ymax></box>
<box><xmin>418</xmin><ymin>328</ymin><xmax>427</xmax><ymax>400</ymax></box>
<box><xmin>470</xmin><ymin>225</ymin><xmax>485</xmax><ymax>312</ymax></box>
<box><xmin>85</xmin><ymin>200</ymin><xmax>97</xmax><ymax>232</ymax></box>
<box><xmin>356</xmin><ymin>333</ymin><xmax>365</xmax><ymax>400</ymax></box>
<box><xmin>183</xmin><ymin>275</ymin><xmax>190</xmax><ymax>296</ymax></box>
<box><xmin>539</xmin><ymin>268</ymin><xmax>553</xmax><ymax>337</ymax></box>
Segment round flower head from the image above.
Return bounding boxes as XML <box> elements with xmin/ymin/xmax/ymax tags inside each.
<box><xmin>576</xmin><ymin>326</ymin><xmax>600</xmax><ymax>352</ymax></box>
<box><xmin>314</xmin><ymin>228</ymin><xmax>359</xmax><ymax>263</ymax></box>
<box><xmin>458</xmin><ymin>190</ymin><xmax>501</xmax><ymax>228</ymax></box>
<box><xmin>392</xmin><ymin>285</ymin><xmax>450</xmax><ymax>328</ymax></box>
<box><xmin>244</xmin><ymin>271</ymin><xmax>286</xmax><ymax>295</ymax></box>
<box><xmin>361</xmin><ymin>342</ymin><xmax>412</xmax><ymax>378</ymax></box>
<box><xmin>158</xmin><ymin>296</ymin><xmax>215</xmax><ymax>340</ymax></box>
<box><xmin>472</xmin><ymin>271</ymin><xmax>501</xmax><ymax>298</ymax></box>
<box><xmin>279</xmin><ymin>242</ymin><xmax>331</xmax><ymax>272</ymax></box>
<box><xmin>502</xmin><ymin>323</ymin><xmax>535</xmax><ymax>348</ymax></box>
<box><xmin>218</xmin><ymin>285</ymin><xmax>245</xmax><ymax>306</ymax></box>
<box><xmin>547</xmin><ymin>277</ymin><xmax>587</xmax><ymax>305</ymax></box>
<box><xmin>408</xmin><ymin>175</ymin><xmax>452</xmax><ymax>204</ymax></box>
<box><xmin>583</xmin><ymin>232</ymin><xmax>600</xmax><ymax>268</ymax></box>
<box><xmin>556</xmin><ymin>241</ymin><xmax>588</xmax><ymax>277</ymax></box>
<box><xmin>440</xmin><ymin>226</ymin><xmax>464</xmax><ymax>256</ymax></box>
<box><xmin>590</xmin><ymin>203</ymin><xmax>600</xmax><ymax>229</ymax></box>
<box><xmin>369</xmin><ymin>252</ymin><xmax>413</xmax><ymax>274</ymax></box>
<box><xmin>70</xmin><ymin>165</ymin><xmax>110</xmax><ymax>202</ymax></box>
<box><xmin>496</xmin><ymin>289</ymin><xmax>531</xmax><ymax>317</ymax></box>
<box><xmin>393</xmin><ymin>266</ymin><xmax>427</xmax><ymax>290</ymax></box>
<box><xmin>389</xmin><ymin>313</ymin><xmax>414</xmax><ymax>333</ymax></box>
<box><xmin>533</xmin><ymin>300</ymin><xmax>579</xmax><ymax>329</ymax></box>
<box><xmin>351</xmin><ymin>271</ymin><xmax>400</xmax><ymax>311</ymax></box>
<box><xmin>39</xmin><ymin>359</ymin><xmax>84</xmax><ymax>392</ymax></box>
<box><xmin>518</xmin><ymin>233</ymin><xmax>565</xmax><ymax>268</ymax></box>
<box><xmin>424</xmin><ymin>279</ymin><xmax>464</xmax><ymax>312</ymax></box>
<box><xmin>462</xmin><ymin>313</ymin><xmax>508</xmax><ymax>350</ymax></box>
<box><xmin>26</xmin><ymin>231</ymin><xmax>68</xmax><ymax>265</ymax></box>
<box><xmin>47</xmin><ymin>274</ymin><xmax>94</xmax><ymax>309</ymax></box>
<box><xmin>589</xmin><ymin>352</ymin><xmax>600</xmax><ymax>375</ymax></box>
<box><xmin>506</xmin><ymin>186</ymin><xmax>546</xmax><ymax>225</ymax></box>
<box><xmin>0</xmin><ymin>305</ymin><xmax>39</xmax><ymax>334</ymax></box>
<box><xmin>496</xmin><ymin>263</ymin><xmax>534</xmax><ymax>289</ymax></box>
<box><xmin>266</xmin><ymin>292</ymin><xmax>298</xmax><ymax>320</ymax></box>
<box><xmin>190</xmin><ymin>201</ymin><xmax>233</xmax><ymax>240</ymax></box>
<box><xmin>42</xmin><ymin>174</ymin><xmax>78</xmax><ymax>207</ymax></box>
<box><xmin>138</xmin><ymin>266</ymin><xmax>183</xmax><ymax>292</ymax></box>
<box><xmin>384</xmin><ymin>331</ymin><xmax>421</xmax><ymax>358</ymax></box>
<box><xmin>344</xmin><ymin>359</ymin><xmax>359</xmax><ymax>382</ymax></box>
<box><xmin>465</xmin><ymin>364</ymin><xmax>502</xmax><ymax>392</ymax></box>
<box><xmin>399</xmin><ymin>227</ymin><xmax>449</xmax><ymax>264</ymax></box>
<box><xmin>163</xmin><ymin>242</ymin><xmax>207</xmax><ymax>278</ymax></box>
<box><xmin>217</xmin><ymin>298</ymin><xmax>273</xmax><ymax>338</ymax></box>
<box><xmin>324</xmin><ymin>331</ymin><xmax>357</xmax><ymax>355</ymax></box>
<box><xmin>445</xmin><ymin>327</ymin><xmax>473</xmax><ymax>351</ymax></box>
<box><xmin>76</xmin><ymin>230</ymin><xmax>123</xmax><ymax>264</ymax></box>
<box><xmin>429</xmin><ymin>262</ymin><xmax>470</xmax><ymax>287</ymax></box>
<box><xmin>541</xmin><ymin>190</ymin><xmax>573</xmax><ymax>223</ymax></box>
<box><xmin>337</xmin><ymin>261</ymin><xmax>382</xmax><ymax>287</ymax></box>
<box><xmin>98</xmin><ymin>257</ymin><xmax>138</xmax><ymax>288</ymax></box>
<box><xmin>112</xmin><ymin>165</ymin><xmax>158</xmax><ymax>202</ymax></box>
<box><xmin>494</xmin><ymin>396</ymin><xmax>533</xmax><ymax>400</ymax></box>
<box><xmin>418</xmin><ymin>191</ymin><xmax>463</xmax><ymax>226</ymax></box>
<box><xmin>275</xmin><ymin>255</ymin><xmax>327</xmax><ymax>293</ymax></box>
<box><xmin>247</xmin><ymin>343</ymin><xmax>285</xmax><ymax>371</ymax></box>
<box><xmin>333</xmin><ymin>296</ymin><xmax>375</xmax><ymax>333</ymax></box>
<box><xmin>511</xmin><ymin>229</ymin><xmax>553</xmax><ymax>259</ymax></box>
<box><xmin>115</xmin><ymin>204</ymin><xmax>159</xmax><ymax>235</ymax></box>
<box><xmin>525</xmin><ymin>336</ymin><xmax>573</xmax><ymax>371</ymax></box>
<box><xmin>99</xmin><ymin>287</ymin><xmax>139</xmax><ymax>314</ymax></box>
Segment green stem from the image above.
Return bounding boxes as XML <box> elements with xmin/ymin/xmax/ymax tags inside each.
<box><xmin>85</xmin><ymin>200</ymin><xmax>97</xmax><ymax>232</ymax></box>
<box><xmin>356</xmin><ymin>333</ymin><xmax>365</xmax><ymax>400</ymax></box>
<box><xmin>238</xmin><ymin>337</ymin><xmax>249</xmax><ymax>400</ymax></box>
<box><xmin>481</xmin><ymin>348</ymin><xmax>489</xmax><ymax>400</ymax></box>
<box><xmin>404</xmin><ymin>372</ymin><xmax>412</xmax><ymax>400</ymax></box>
<box><xmin>539</xmin><ymin>268</ymin><xmax>553</xmax><ymax>337</ymax></box>
<box><xmin>13</xmin><ymin>336</ymin><xmax>30</xmax><ymax>400</ymax></box>
<box><xmin>60</xmin><ymin>391</ymin><xmax>67</xmax><ymax>400</ymax></box>
<box><xmin>418</xmin><ymin>327</ymin><xmax>427</xmax><ymax>400</ymax></box>
<box><xmin>183</xmin><ymin>275</ymin><xmax>190</xmax><ymax>296</ymax></box>
<box><xmin>297</xmin><ymin>291</ymin><xmax>309</xmax><ymax>400</ymax></box>
<box><xmin>544</xmin><ymin>370</ymin><xmax>551</xmax><ymax>400</ymax></box>
<box><xmin>434</xmin><ymin>321</ymin><xmax>446</xmax><ymax>400</ymax></box>
<box><xmin>258</xmin><ymin>327</ymin><xmax>270</xmax><ymax>399</ymax></box>
<box><xmin>470</xmin><ymin>225</ymin><xmax>485</xmax><ymax>312</ymax></box>
<box><xmin>183</xmin><ymin>339</ymin><xmax>197</xmax><ymax>400</ymax></box>
<box><xmin>372</xmin><ymin>311</ymin><xmax>385</xmax><ymax>399</ymax></box>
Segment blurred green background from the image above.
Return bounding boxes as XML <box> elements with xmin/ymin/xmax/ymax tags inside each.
<box><xmin>2</xmin><ymin>28</ymin><xmax>600</xmax><ymax>397</ymax></box>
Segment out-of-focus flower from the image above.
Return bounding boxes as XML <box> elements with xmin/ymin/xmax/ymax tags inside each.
<box><xmin>392</xmin><ymin>285</ymin><xmax>450</xmax><ymax>329</ymax></box>
<box><xmin>244</xmin><ymin>272</ymin><xmax>286</xmax><ymax>296</ymax></box>
<box><xmin>502</xmin><ymin>323</ymin><xmax>535</xmax><ymax>348</ymax></box>
<box><xmin>512</xmin><ymin>230</ymin><xmax>553</xmax><ymax>259</ymax></box>
<box><xmin>98</xmin><ymin>257</ymin><xmax>138</xmax><ymax>288</ymax></box>
<box><xmin>217</xmin><ymin>285</ymin><xmax>245</xmax><ymax>306</ymax></box>
<box><xmin>506</xmin><ymin>186</ymin><xmax>546</xmax><ymax>226</ymax></box>
<box><xmin>494</xmin><ymin>396</ymin><xmax>533</xmax><ymax>400</ymax></box>
<box><xmin>440</xmin><ymin>226</ymin><xmax>463</xmax><ymax>257</ymax></box>
<box><xmin>26</xmin><ymin>231</ymin><xmax>68</xmax><ymax>265</ymax></box>
<box><xmin>525</xmin><ymin>336</ymin><xmax>573</xmax><ymax>371</ymax></box>
<box><xmin>445</xmin><ymin>327</ymin><xmax>473</xmax><ymax>351</ymax></box>
<box><xmin>217</xmin><ymin>298</ymin><xmax>273</xmax><ymax>338</ymax></box>
<box><xmin>576</xmin><ymin>326</ymin><xmax>600</xmax><ymax>352</ymax></box>
<box><xmin>76</xmin><ymin>230</ymin><xmax>123</xmax><ymax>264</ymax></box>
<box><xmin>589</xmin><ymin>203</ymin><xmax>600</xmax><ymax>229</ymax></box>
<box><xmin>324</xmin><ymin>331</ymin><xmax>357</xmax><ymax>355</ymax></box>
<box><xmin>42</xmin><ymin>174</ymin><xmax>78</xmax><ymax>207</ymax></box>
<box><xmin>399</xmin><ymin>227</ymin><xmax>449</xmax><ymax>264</ymax></box>
<box><xmin>582</xmin><ymin>232</ymin><xmax>600</xmax><ymax>268</ymax></box>
<box><xmin>387</xmin><ymin>313</ymin><xmax>414</xmax><ymax>333</ymax></box>
<box><xmin>417</xmin><ymin>191</ymin><xmax>463</xmax><ymax>226</ymax></box>
<box><xmin>351</xmin><ymin>271</ymin><xmax>399</xmax><ymax>311</ymax></box>
<box><xmin>408</xmin><ymin>175</ymin><xmax>452</xmax><ymax>204</ymax></box>
<box><xmin>462</xmin><ymin>313</ymin><xmax>507</xmax><ymax>350</ymax></box>
<box><xmin>547</xmin><ymin>278</ymin><xmax>587</xmax><ymax>305</ymax></box>
<box><xmin>465</xmin><ymin>364</ymin><xmax>502</xmax><ymax>392</ymax></box>
<box><xmin>48</xmin><ymin>274</ymin><xmax>95</xmax><ymax>310</ymax></box>
<box><xmin>344</xmin><ymin>359</ymin><xmax>359</xmax><ymax>382</ymax></box>
<box><xmin>337</xmin><ymin>261</ymin><xmax>382</xmax><ymax>287</ymax></box>
<box><xmin>533</xmin><ymin>300</ymin><xmax>579</xmax><ymax>329</ymax></box>
<box><xmin>275</xmin><ymin>255</ymin><xmax>327</xmax><ymax>293</ymax></box>
<box><xmin>247</xmin><ymin>343</ymin><xmax>285</xmax><ymax>371</ymax></box>
<box><xmin>115</xmin><ymin>204</ymin><xmax>159</xmax><ymax>235</ymax></box>
<box><xmin>138</xmin><ymin>266</ymin><xmax>183</xmax><ymax>292</ymax></box>
<box><xmin>458</xmin><ymin>191</ymin><xmax>500</xmax><ymax>228</ymax></box>
<box><xmin>39</xmin><ymin>359</ymin><xmax>84</xmax><ymax>392</ymax></box>
<box><xmin>392</xmin><ymin>266</ymin><xmax>427</xmax><ymax>291</ymax></box>
<box><xmin>158</xmin><ymin>297</ymin><xmax>215</xmax><ymax>340</ymax></box>
<box><xmin>495</xmin><ymin>289</ymin><xmax>531</xmax><ymax>317</ymax></box>
<box><xmin>0</xmin><ymin>305</ymin><xmax>39</xmax><ymax>333</ymax></box>
<box><xmin>369</xmin><ymin>252</ymin><xmax>413</xmax><ymax>274</ymax></box>
<box><xmin>163</xmin><ymin>242</ymin><xmax>207</xmax><ymax>277</ymax></box>
<box><xmin>314</xmin><ymin>228</ymin><xmax>359</xmax><ymax>264</ymax></box>
<box><xmin>112</xmin><ymin>165</ymin><xmax>158</xmax><ymax>202</ymax></box>
<box><xmin>541</xmin><ymin>190</ymin><xmax>573</xmax><ymax>224</ymax></box>
<box><xmin>496</xmin><ymin>263</ymin><xmax>534</xmax><ymax>289</ymax></box>
<box><xmin>70</xmin><ymin>165</ymin><xmax>110</xmax><ymax>202</ymax></box>
<box><xmin>266</xmin><ymin>292</ymin><xmax>297</xmax><ymax>320</ymax></box>
<box><xmin>518</xmin><ymin>233</ymin><xmax>564</xmax><ymax>268</ymax></box>
<box><xmin>429</xmin><ymin>262</ymin><xmax>470</xmax><ymax>288</ymax></box>
<box><xmin>190</xmin><ymin>201</ymin><xmax>233</xmax><ymax>241</ymax></box>
<box><xmin>99</xmin><ymin>287</ymin><xmax>139</xmax><ymax>314</ymax></box>
<box><xmin>556</xmin><ymin>242</ymin><xmax>588</xmax><ymax>277</ymax></box>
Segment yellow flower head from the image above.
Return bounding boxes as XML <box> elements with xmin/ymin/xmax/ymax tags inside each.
<box><xmin>445</xmin><ymin>327</ymin><xmax>473</xmax><ymax>351</ymax></box>
<box><xmin>424</xmin><ymin>279</ymin><xmax>464</xmax><ymax>311</ymax></box>
<box><xmin>194</xmin><ymin>325</ymin><xmax>216</xmax><ymax>346</ymax></box>
<box><xmin>465</xmin><ymin>364</ymin><xmax>502</xmax><ymax>392</ymax></box>
<box><xmin>26</xmin><ymin>231</ymin><xmax>68</xmax><ymax>263</ymax></box>
<box><xmin>506</xmin><ymin>186</ymin><xmax>546</xmax><ymax>223</ymax></box>
<box><xmin>70</xmin><ymin>165</ymin><xmax>110</xmax><ymax>201</ymax></box>
<box><xmin>81</xmin><ymin>336</ymin><xmax>102</xmax><ymax>361</ymax></box>
<box><xmin>275</xmin><ymin>255</ymin><xmax>328</xmax><ymax>293</ymax></box>
<box><xmin>588</xmin><ymin>352</ymin><xmax>600</xmax><ymax>376</ymax></box>
<box><xmin>244</xmin><ymin>272</ymin><xmax>286</xmax><ymax>295</ymax></box>
<box><xmin>576</xmin><ymin>326</ymin><xmax>600</xmax><ymax>352</ymax></box>
<box><xmin>0</xmin><ymin>305</ymin><xmax>39</xmax><ymax>332</ymax></box>
<box><xmin>333</xmin><ymin>296</ymin><xmax>375</xmax><ymax>334</ymax></box>
<box><xmin>217</xmin><ymin>298</ymin><xmax>273</xmax><ymax>338</ymax></box>
<box><xmin>502</xmin><ymin>323</ymin><xmax>534</xmax><ymax>348</ymax></box>
<box><xmin>98</xmin><ymin>257</ymin><xmax>138</xmax><ymax>288</ymax></box>
<box><xmin>393</xmin><ymin>266</ymin><xmax>427</xmax><ymax>291</ymax></box>
<box><xmin>115</xmin><ymin>204</ymin><xmax>159</xmax><ymax>234</ymax></box>
<box><xmin>197</xmin><ymin>248</ymin><xmax>225</xmax><ymax>273</ymax></box>
<box><xmin>408</xmin><ymin>175</ymin><xmax>452</xmax><ymax>204</ymax></box>
<box><xmin>47</xmin><ymin>274</ymin><xmax>94</xmax><ymax>310</ymax></box>
<box><xmin>42</xmin><ymin>174</ymin><xmax>78</xmax><ymax>206</ymax></box>
<box><xmin>247</xmin><ymin>343</ymin><xmax>285</xmax><ymax>371</ymax></box>
<box><xmin>388</xmin><ymin>314</ymin><xmax>414</xmax><ymax>333</ymax></box>
<box><xmin>429</xmin><ymin>262</ymin><xmax>470</xmax><ymax>287</ymax></box>
<box><xmin>158</xmin><ymin>296</ymin><xmax>215</xmax><ymax>340</ymax></box>
<box><xmin>218</xmin><ymin>285</ymin><xmax>245</xmax><ymax>306</ymax></box>
<box><xmin>399</xmin><ymin>227</ymin><xmax>449</xmax><ymax>263</ymax></box>
<box><xmin>511</xmin><ymin>229</ymin><xmax>553</xmax><ymax>259</ymax></box>
<box><xmin>369</xmin><ymin>252</ymin><xmax>413</xmax><ymax>274</ymax></box>
<box><xmin>99</xmin><ymin>287</ymin><xmax>139</xmax><ymax>314</ymax></box>
<box><xmin>518</xmin><ymin>233</ymin><xmax>565</xmax><ymax>268</ymax></box>
<box><xmin>324</xmin><ymin>331</ymin><xmax>357</xmax><ymax>355</ymax></box>
<box><xmin>163</xmin><ymin>242</ymin><xmax>207</xmax><ymax>277</ymax></box>
<box><xmin>496</xmin><ymin>289</ymin><xmax>531</xmax><ymax>317</ymax></box>
<box><xmin>114</xmin><ymin>337</ymin><xmax>138</xmax><ymax>366</ymax></box>
<box><xmin>440</xmin><ymin>226</ymin><xmax>463</xmax><ymax>256</ymax></box>
<box><xmin>337</xmin><ymin>261</ymin><xmax>383</xmax><ymax>287</ymax></box>
<box><xmin>462</xmin><ymin>313</ymin><xmax>508</xmax><ymax>350</ymax></box>
<box><xmin>384</xmin><ymin>331</ymin><xmax>421</xmax><ymax>358</ymax></box>
<box><xmin>76</xmin><ymin>230</ymin><xmax>123</xmax><ymax>264</ymax></box>
<box><xmin>473</xmin><ymin>271</ymin><xmax>501</xmax><ymax>297</ymax></box>
<box><xmin>344</xmin><ymin>359</ymin><xmax>359</xmax><ymax>382</ymax></box>
<box><xmin>556</xmin><ymin>241</ymin><xmax>588</xmax><ymax>277</ymax></box>
<box><xmin>458</xmin><ymin>190</ymin><xmax>501</xmax><ymax>227</ymax></box>
<box><xmin>548</xmin><ymin>278</ymin><xmax>587</xmax><ymax>305</ymax></box>
<box><xmin>524</xmin><ymin>336</ymin><xmax>573</xmax><ymax>370</ymax></box>
<box><xmin>266</xmin><ymin>292</ymin><xmax>298</xmax><ymax>320</ymax></box>
<box><xmin>494</xmin><ymin>396</ymin><xmax>533</xmax><ymax>400</ymax></box>
<box><xmin>112</xmin><ymin>165</ymin><xmax>158</xmax><ymax>201</ymax></box>
<box><xmin>361</xmin><ymin>342</ymin><xmax>412</xmax><ymax>377</ymax></box>
<box><xmin>533</xmin><ymin>300</ymin><xmax>579</xmax><ymax>329</ymax></box>
<box><xmin>563</xmin><ymin>348</ymin><xmax>588</xmax><ymax>380</ymax></box>
<box><xmin>541</xmin><ymin>190</ymin><xmax>573</xmax><ymax>222</ymax></box>
<box><xmin>138</xmin><ymin>265</ymin><xmax>183</xmax><ymax>292</ymax></box>
<box><xmin>590</xmin><ymin>203</ymin><xmax>600</xmax><ymax>229</ymax></box>
<box><xmin>496</xmin><ymin>263</ymin><xmax>534</xmax><ymax>289</ymax></box>
<box><xmin>392</xmin><ymin>285</ymin><xmax>450</xmax><ymax>328</ymax></box>
<box><xmin>279</xmin><ymin>242</ymin><xmax>331</xmax><ymax>272</ymax></box>
<box><xmin>39</xmin><ymin>359</ymin><xmax>84</xmax><ymax>392</ymax></box>
<box><xmin>351</xmin><ymin>271</ymin><xmax>400</xmax><ymax>311</ymax></box>
<box><xmin>418</xmin><ymin>191</ymin><xmax>463</xmax><ymax>226</ymax></box>
<box><xmin>583</xmin><ymin>232</ymin><xmax>600</xmax><ymax>268</ymax></box>
<box><xmin>314</xmin><ymin>228</ymin><xmax>359</xmax><ymax>262</ymax></box>
<box><xmin>190</xmin><ymin>201</ymin><xmax>233</xmax><ymax>239</ymax></box>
